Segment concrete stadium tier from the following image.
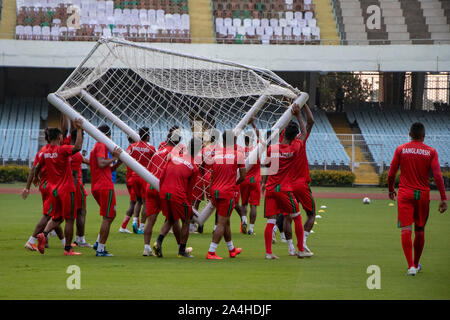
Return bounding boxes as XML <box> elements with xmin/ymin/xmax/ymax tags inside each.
<box><xmin>332</xmin><ymin>0</ymin><xmax>450</xmax><ymax>45</ymax></box>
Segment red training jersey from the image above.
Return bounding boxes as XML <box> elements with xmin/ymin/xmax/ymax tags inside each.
<box><xmin>39</xmin><ymin>144</ymin><xmax>75</xmax><ymax>193</ymax></box>
<box><xmin>265</xmin><ymin>142</ymin><xmax>301</xmax><ymax>192</ymax></box>
<box><xmin>388</xmin><ymin>140</ymin><xmax>447</xmax><ymax>200</ymax></box>
<box><xmin>128</xmin><ymin>141</ymin><xmax>156</xmax><ymax>177</ymax></box>
<box><xmin>71</xmin><ymin>152</ymin><xmax>83</xmax><ymax>185</ymax></box>
<box><xmin>159</xmin><ymin>155</ymin><xmax>199</xmax><ymax>204</ymax></box>
<box><xmin>159</xmin><ymin>140</ymin><xmax>186</xmax><ymax>155</ymax></box>
<box><xmin>149</xmin><ymin>144</ymin><xmax>174</xmax><ymax>180</ymax></box>
<box><xmin>280</xmin><ymin>130</ymin><xmax>311</xmax><ymax>184</ymax></box>
<box><xmin>33</xmin><ymin>144</ymin><xmax>50</xmax><ymax>184</ymax></box>
<box><xmin>291</xmin><ymin>134</ymin><xmax>311</xmax><ymax>184</ymax></box>
<box><xmin>90</xmin><ymin>142</ymin><xmax>114</xmax><ymax>191</ymax></box>
<box><xmin>62</xmin><ymin>134</ymin><xmax>71</xmax><ymax>146</ymax></box>
<box><xmin>244</xmin><ymin>143</ymin><xmax>261</xmax><ymax>183</ymax></box>
<box><xmin>210</xmin><ymin>146</ymin><xmax>245</xmax><ymax>199</ymax></box>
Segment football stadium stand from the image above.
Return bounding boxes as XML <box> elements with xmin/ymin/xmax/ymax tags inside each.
<box><xmin>0</xmin><ymin>98</ymin><xmax>448</xmax><ymax>181</ymax></box>
<box><xmin>332</xmin><ymin>0</ymin><xmax>450</xmax><ymax>44</ymax></box>
<box><xmin>14</xmin><ymin>0</ymin><xmax>191</xmax><ymax>42</ymax></box>
<box><xmin>307</xmin><ymin>108</ymin><xmax>351</xmax><ymax>167</ymax></box>
<box><xmin>6</xmin><ymin>0</ymin><xmax>449</xmax><ymax>44</ymax></box>
<box><xmin>0</xmin><ymin>98</ymin><xmax>351</xmax><ymax>167</ymax></box>
<box><xmin>345</xmin><ymin>104</ymin><xmax>450</xmax><ymax>167</ymax></box>
<box><xmin>213</xmin><ymin>0</ymin><xmax>322</xmax><ymax>44</ymax></box>
<box><xmin>0</xmin><ymin>97</ymin><xmax>46</xmax><ymax>162</ymax></box>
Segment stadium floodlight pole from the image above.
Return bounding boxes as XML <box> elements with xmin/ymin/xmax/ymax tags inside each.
<box><xmin>47</xmin><ymin>93</ymin><xmax>160</xmax><ymax>190</ymax></box>
<box><xmin>193</xmin><ymin>92</ymin><xmax>309</xmax><ymax>225</ymax></box>
<box><xmin>80</xmin><ymin>90</ymin><xmax>140</xmax><ymax>142</ymax></box>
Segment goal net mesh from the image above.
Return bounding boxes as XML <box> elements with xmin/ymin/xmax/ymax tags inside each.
<box><xmin>54</xmin><ymin>37</ymin><xmax>301</xmax><ymax>201</ymax></box>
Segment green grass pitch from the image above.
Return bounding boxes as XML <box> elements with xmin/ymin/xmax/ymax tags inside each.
<box><xmin>0</xmin><ymin>189</ymin><xmax>448</xmax><ymax>300</ymax></box>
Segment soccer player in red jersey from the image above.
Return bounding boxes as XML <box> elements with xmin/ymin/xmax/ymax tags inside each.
<box><xmin>262</xmin><ymin>105</ymin><xmax>312</xmax><ymax>259</ymax></box>
<box><xmin>127</xmin><ymin>127</ymin><xmax>156</xmax><ymax>234</ymax></box>
<box><xmin>61</xmin><ymin>114</ymin><xmax>74</xmax><ymax>146</ymax></box>
<box><xmin>206</xmin><ymin>130</ymin><xmax>246</xmax><ymax>260</ymax></box>
<box><xmin>151</xmin><ymin>128</ymin><xmax>195</xmax><ymax>256</ymax></box>
<box><xmin>119</xmin><ymin>137</ymin><xmax>139</xmax><ymax>234</ymax></box>
<box><xmin>69</xmin><ymin>130</ymin><xmax>91</xmax><ymax>248</ymax></box>
<box><xmin>234</xmin><ymin>143</ymin><xmax>246</xmax><ymax>233</ymax></box>
<box><xmin>143</xmin><ymin>129</ymin><xmax>179</xmax><ymax>256</ymax></box>
<box><xmin>90</xmin><ymin>125</ymin><xmax>123</xmax><ymax>257</ymax></box>
<box><xmin>240</xmin><ymin>118</ymin><xmax>261</xmax><ymax>236</ymax></box>
<box><xmin>22</xmin><ymin>129</ymin><xmax>64</xmax><ymax>251</ymax></box>
<box><xmin>290</xmin><ymin>104</ymin><xmax>316</xmax><ymax>254</ymax></box>
<box><xmin>34</xmin><ymin>120</ymin><xmax>84</xmax><ymax>256</ymax></box>
<box><xmin>155</xmin><ymin>138</ymin><xmax>200</xmax><ymax>258</ymax></box>
<box><xmin>192</xmin><ymin>129</ymin><xmax>221</xmax><ymax>234</ymax></box>
<box><xmin>388</xmin><ymin>122</ymin><xmax>447</xmax><ymax>276</ymax></box>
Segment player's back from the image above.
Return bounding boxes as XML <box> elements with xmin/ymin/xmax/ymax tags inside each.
<box><xmin>90</xmin><ymin>142</ymin><xmax>113</xmax><ymax>191</ymax></box>
<box><xmin>149</xmin><ymin>145</ymin><xmax>174</xmax><ymax>179</ymax></box>
<box><xmin>244</xmin><ymin>144</ymin><xmax>261</xmax><ymax>180</ymax></box>
<box><xmin>210</xmin><ymin>146</ymin><xmax>244</xmax><ymax>198</ymax></box>
<box><xmin>199</xmin><ymin>144</ymin><xmax>220</xmax><ymax>180</ymax></box>
<box><xmin>34</xmin><ymin>144</ymin><xmax>50</xmax><ymax>183</ymax></box>
<box><xmin>128</xmin><ymin>141</ymin><xmax>156</xmax><ymax>172</ymax></box>
<box><xmin>395</xmin><ymin>140</ymin><xmax>437</xmax><ymax>191</ymax></box>
<box><xmin>41</xmin><ymin>144</ymin><xmax>74</xmax><ymax>192</ymax></box>
<box><xmin>291</xmin><ymin>137</ymin><xmax>310</xmax><ymax>183</ymax></box>
<box><xmin>266</xmin><ymin>143</ymin><xmax>299</xmax><ymax>192</ymax></box>
<box><xmin>160</xmin><ymin>155</ymin><xmax>198</xmax><ymax>203</ymax></box>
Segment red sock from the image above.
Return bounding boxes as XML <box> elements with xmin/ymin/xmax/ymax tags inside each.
<box><xmin>413</xmin><ymin>230</ymin><xmax>425</xmax><ymax>268</ymax></box>
<box><xmin>264</xmin><ymin>223</ymin><xmax>275</xmax><ymax>254</ymax></box>
<box><xmin>293</xmin><ymin>215</ymin><xmax>304</xmax><ymax>251</ymax></box>
<box><xmin>401</xmin><ymin>229</ymin><xmax>413</xmax><ymax>268</ymax></box>
<box><xmin>121</xmin><ymin>216</ymin><xmax>131</xmax><ymax>229</ymax></box>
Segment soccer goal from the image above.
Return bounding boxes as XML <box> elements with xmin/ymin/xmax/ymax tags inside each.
<box><xmin>48</xmin><ymin>37</ymin><xmax>309</xmax><ymax>224</ymax></box>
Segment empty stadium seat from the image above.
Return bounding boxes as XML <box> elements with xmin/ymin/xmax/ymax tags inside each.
<box><xmin>213</xmin><ymin>0</ymin><xmax>320</xmax><ymax>44</ymax></box>
<box><xmin>15</xmin><ymin>0</ymin><xmax>191</xmax><ymax>43</ymax></box>
<box><xmin>345</xmin><ymin>104</ymin><xmax>450</xmax><ymax>167</ymax></box>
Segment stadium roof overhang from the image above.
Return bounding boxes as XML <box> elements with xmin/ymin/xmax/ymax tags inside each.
<box><xmin>1</xmin><ymin>40</ymin><xmax>449</xmax><ymax>72</ymax></box>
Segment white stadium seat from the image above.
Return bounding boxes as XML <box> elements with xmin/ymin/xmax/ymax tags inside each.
<box><xmin>269</xmin><ymin>18</ymin><xmax>278</xmax><ymax>28</ymax></box>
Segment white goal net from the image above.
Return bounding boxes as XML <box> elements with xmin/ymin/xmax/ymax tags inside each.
<box><xmin>48</xmin><ymin>37</ymin><xmax>308</xmax><ymax>223</ymax></box>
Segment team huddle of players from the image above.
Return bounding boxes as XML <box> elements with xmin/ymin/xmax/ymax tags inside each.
<box><xmin>21</xmin><ymin>103</ymin><xmax>317</xmax><ymax>259</ymax></box>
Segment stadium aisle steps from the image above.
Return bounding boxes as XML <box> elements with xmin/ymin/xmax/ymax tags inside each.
<box><xmin>398</xmin><ymin>0</ymin><xmax>432</xmax><ymax>44</ymax></box>
<box><xmin>0</xmin><ymin>0</ymin><xmax>16</xmax><ymax>39</ymax></box>
<box><xmin>188</xmin><ymin>0</ymin><xmax>214</xmax><ymax>43</ymax></box>
<box><xmin>315</xmin><ymin>0</ymin><xmax>340</xmax><ymax>44</ymax></box>
<box><xmin>327</xmin><ymin>112</ymin><xmax>379</xmax><ymax>185</ymax></box>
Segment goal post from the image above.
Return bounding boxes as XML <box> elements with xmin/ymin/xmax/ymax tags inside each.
<box><xmin>48</xmin><ymin>93</ymin><xmax>161</xmax><ymax>190</ymax></box>
<box><xmin>194</xmin><ymin>92</ymin><xmax>309</xmax><ymax>225</ymax></box>
<box><xmin>47</xmin><ymin>37</ymin><xmax>309</xmax><ymax>225</ymax></box>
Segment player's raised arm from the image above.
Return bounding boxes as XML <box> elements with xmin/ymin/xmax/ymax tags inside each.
<box><xmin>61</xmin><ymin>113</ymin><xmax>69</xmax><ymax>137</ymax></box>
<box><xmin>387</xmin><ymin>147</ymin><xmax>401</xmax><ymax>200</ymax></box>
<box><xmin>71</xmin><ymin>118</ymin><xmax>84</xmax><ymax>155</ymax></box>
<box><xmin>292</xmin><ymin>104</ymin><xmax>307</xmax><ymax>142</ymax></box>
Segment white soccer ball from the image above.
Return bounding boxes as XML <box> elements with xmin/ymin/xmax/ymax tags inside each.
<box><xmin>363</xmin><ymin>197</ymin><xmax>371</xmax><ymax>205</ymax></box>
